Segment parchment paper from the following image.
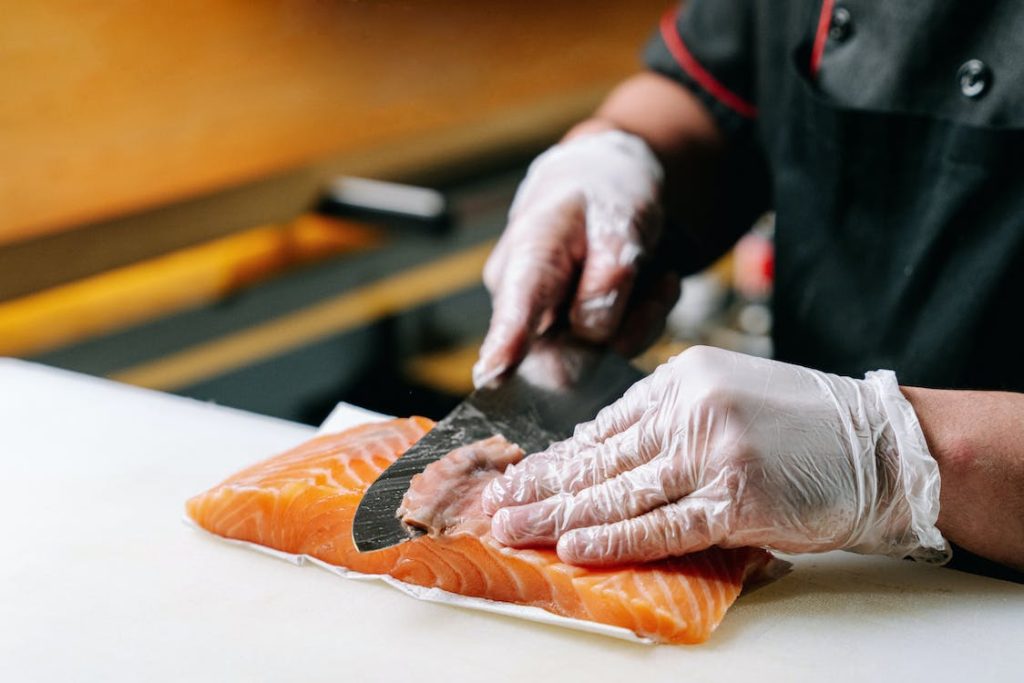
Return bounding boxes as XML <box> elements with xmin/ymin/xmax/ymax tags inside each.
<box><xmin>187</xmin><ymin>402</ymin><xmax>652</xmax><ymax>643</ymax></box>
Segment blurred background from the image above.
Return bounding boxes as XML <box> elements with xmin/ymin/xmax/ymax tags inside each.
<box><xmin>0</xmin><ymin>0</ymin><xmax>772</xmax><ymax>425</ymax></box>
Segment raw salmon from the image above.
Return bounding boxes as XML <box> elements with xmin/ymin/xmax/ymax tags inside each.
<box><xmin>397</xmin><ymin>434</ymin><xmax>524</xmax><ymax>537</ymax></box>
<box><xmin>187</xmin><ymin>417</ymin><xmax>775</xmax><ymax>644</ymax></box>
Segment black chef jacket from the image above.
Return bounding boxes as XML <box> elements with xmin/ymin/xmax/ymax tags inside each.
<box><xmin>644</xmin><ymin>0</ymin><xmax>1024</xmax><ymax>582</ymax></box>
<box><xmin>644</xmin><ymin>0</ymin><xmax>1024</xmax><ymax>395</ymax></box>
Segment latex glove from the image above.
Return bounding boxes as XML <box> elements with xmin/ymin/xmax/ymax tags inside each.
<box><xmin>472</xmin><ymin>130</ymin><xmax>667</xmax><ymax>389</ymax></box>
<box><xmin>483</xmin><ymin>346</ymin><xmax>950</xmax><ymax>566</ymax></box>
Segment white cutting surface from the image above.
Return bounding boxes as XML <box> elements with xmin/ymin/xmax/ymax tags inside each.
<box><xmin>1</xmin><ymin>358</ymin><xmax>1021</xmax><ymax>682</ymax></box>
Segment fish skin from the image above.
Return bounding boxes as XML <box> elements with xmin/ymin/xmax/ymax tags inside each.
<box><xmin>187</xmin><ymin>417</ymin><xmax>774</xmax><ymax>644</ymax></box>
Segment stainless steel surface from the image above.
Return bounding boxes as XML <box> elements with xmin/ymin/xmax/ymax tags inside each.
<box><xmin>352</xmin><ymin>340</ymin><xmax>644</xmax><ymax>551</ymax></box>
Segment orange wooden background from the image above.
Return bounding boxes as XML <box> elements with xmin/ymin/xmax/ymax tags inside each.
<box><xmin>0</xmin><ymin>0</ymin><xmax>667</xmax><ymax>246</ymax></box>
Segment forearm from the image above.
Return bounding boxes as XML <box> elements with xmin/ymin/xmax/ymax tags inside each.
<box><xmin>902</xmin><ymin>386</ymin><xmax>1024</xmax><ymax>571</ymax></box>
<box><xmin>565</xmin><ymin>71</ymin><xmax>724</xmax><ymax>159</ymax></box>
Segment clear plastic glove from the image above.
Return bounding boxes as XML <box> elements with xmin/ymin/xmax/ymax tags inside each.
<box><xmin>472</xmin><ymin>130</ymin><xmax>667</xmax><ymax>389</ymax></box>
<box><xmin>483</xmin><ymin>346</ymin><xmax>950</xmax><ymax>566</ymax></box>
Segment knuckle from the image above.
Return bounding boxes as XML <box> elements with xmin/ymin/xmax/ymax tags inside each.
<box><xmin>510</xmin><ymin>239</ymin><xmax>575</xmax><ymax>281</ymax></box>
<box><xmin>674</xmin><ymin>344</ymin><xmax>729</xmax><ymax>369</ymax></box>
<box><xmin>666</xmin><ymin>345</ymin><xmax>740</xmax><ymax>408</ymax></box>
<box><xmin>583</xmin><ymin>260</ymin><xmax>637</xmax><ymax>294</ymax></box>
<box><xmin>674</xmin><ymin>505</ymin><xmax>711</xmax><ymax>541</ymax></box>
<box><xmin>482</xmin><ymin>258</ymin><xmax>502</xmax><ymax>292</ymax></box>
<box><xmin>591</xmin><ymin>233</ymin><xmax>645</xmax><ymax>271</ymax></box>
<box><xmin>513</xmin><ymin>191</ymin><xmax>586</xmax><ymax>233</ymax></box>
<box><xmin>691</xmin><ymin>384</ymin><xmax>740</xmax><ymax>415</ymax></box>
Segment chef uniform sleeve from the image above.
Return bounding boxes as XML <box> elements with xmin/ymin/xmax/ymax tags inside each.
<box><xmin>643</xmin><ymin>0</ymin><xmax>771</xmax><ymax>272</ymax></box>
<box><xmin>644</xmin><ymin>0</ymin><xmax>759</xmax><ymax>137</ymax></box>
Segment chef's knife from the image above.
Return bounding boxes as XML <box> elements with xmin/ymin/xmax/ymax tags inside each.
<box><xmin>352</xmin><ymin>339</ymin><xmax>643</xmax><ymax>552</ymax></box>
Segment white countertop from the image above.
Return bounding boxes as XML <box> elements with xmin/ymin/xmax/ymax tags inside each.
<box><xmin>1</xmin><ymin>358</ymin><xmax>1021</xmax><ymax>682</ymax></box>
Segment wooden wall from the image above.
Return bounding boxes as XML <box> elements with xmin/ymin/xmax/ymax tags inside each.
<box><xmin>0</xmin><ymin>0</ymin><xmax>668</xmax><ymax>247</ymax></box>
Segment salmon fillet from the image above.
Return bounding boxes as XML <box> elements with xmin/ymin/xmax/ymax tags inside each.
<box><xmin>187</xmin><ymin>417</ymin><xmax>775</xmax><ymax>644</ymax></box>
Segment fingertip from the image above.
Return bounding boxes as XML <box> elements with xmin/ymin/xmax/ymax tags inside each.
<box><xmin>487</xmin><ymin>499</ymin><xmax>562</xmax><ymax>547</ymax></box>
<box><xmin>474</xmin><ymin>323</ymin><xmax>527</xmax><ymax>389</ymax></box>
<box><xmin>556</xmin><ymin>528</ymin><xmax>612</xmax><ymax>566</ymax></box>
<box><xmin>555</xmin><ymin>529</ymin><xmax>584</xmax><ymax>564</ymax></box>
<box><xmin>480</xmin><ymin>476</ymin><xmax>510</xmax><ymax>515</ymax></box>
<box><xmin>472</xmin><ymin>358</ymin><xmax>508</xmax><ymax>390</ymax></box>
<box><xmin>490</xmin><ymin>506</ymin><xmax>544</xmax><ymax>547</ymax></box>
<box><xmin>490</xmin><ymin>508</ymin><xmax>515</xmax><ymax>545</ymax></box>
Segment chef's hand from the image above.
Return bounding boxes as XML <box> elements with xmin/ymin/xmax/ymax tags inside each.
<box><xmin>483</xmin><ymin>346</ymin><xmax>950</xmax><ymax>566</ymax></box>
<box><xmin>472</xmin><ymin>129</ymin><xmax>672</xmax><ymax>389</ymax></box>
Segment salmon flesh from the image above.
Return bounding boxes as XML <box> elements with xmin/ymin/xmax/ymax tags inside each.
<box><xmin>187</xmin><ymin>417</ymin><xmax>775</xmax><ymax>644</ymax></box>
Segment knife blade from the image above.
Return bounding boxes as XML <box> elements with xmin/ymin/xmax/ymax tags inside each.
<box><xmin>352</xmin><ymin>339</ymin><xmax>643</xmax><ymax>552</ymax></box>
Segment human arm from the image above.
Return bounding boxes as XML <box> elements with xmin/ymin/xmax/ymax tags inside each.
<box><xmin>482</xmin><ymin>346</ymin><xmax>976</xmax><ymax>568</ymax></box>
<box><xmin>474</xmin><ymin>0</ymin><xmax>773</xmax><ymax>387</ymax></box>
<box><xmin>472</xmin><ymin>72</ymin><xmax>730</xmax><ymax>388</ymax></box>
<box><xmin>902</xmin><ymin>387</ymin><xmax>1024</xmax><ymax>571</ymax></box>
<box><xmin>571</xmin><ymin>71</ymin><xmax>725</xmax><ymax>175</ymax></box>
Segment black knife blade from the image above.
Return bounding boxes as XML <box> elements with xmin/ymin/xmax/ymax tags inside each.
<box><xmin>351</xmin><ymin>342</ymin><xmax>643</xmax><ymax>552</ymax></box>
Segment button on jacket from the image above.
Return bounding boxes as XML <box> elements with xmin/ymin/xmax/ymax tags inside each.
<box><xmin>645</xmin><ymin>0</ymin><xmax>1024</xmax><ymax>392</ymax></box>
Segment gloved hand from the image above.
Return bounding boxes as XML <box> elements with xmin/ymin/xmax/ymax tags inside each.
<box><xmin>472</xmin><ymin>129</ymin><xmax>670</xmax><ymax>389</ymax></box>
<box><xmin>483</xmin><ymin>346</ymin><xmax>950</xmax><ymax>566</ymax></box>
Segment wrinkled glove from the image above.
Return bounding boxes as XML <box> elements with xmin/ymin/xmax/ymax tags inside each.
<box><xmin>483</xmin><ymin>346</ymin><xmax>950</xmax><ymax>566</ymax></box>
<box><xmin>472</xmin><ymin>130</ymin><xmax>669</xmax><ymax>389</ymax></box>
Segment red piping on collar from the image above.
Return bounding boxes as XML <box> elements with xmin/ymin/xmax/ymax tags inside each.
<box><xmin>810</xmin><ymin>0</ymin><xmax>836</xmax><ymax>77</ymax></box>
<box><xmin>658</xmin><ymin>7</ymin><xmax>757</xmax><ymax>119</ymax></box>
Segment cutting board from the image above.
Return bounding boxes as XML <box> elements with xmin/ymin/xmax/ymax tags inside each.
<box><xmin>1</xmin><ymin>358</ymin><xmax>1021</xmax><ymax>682</ymax></box>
